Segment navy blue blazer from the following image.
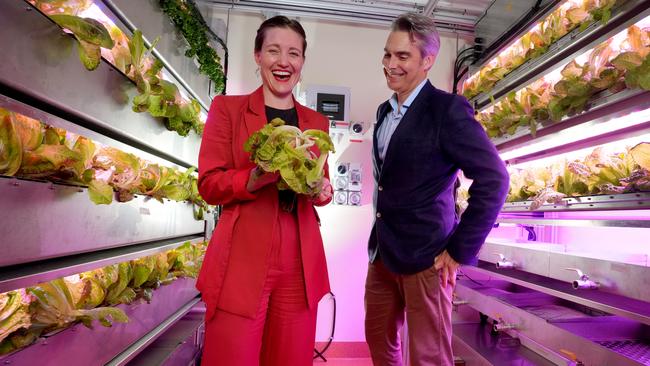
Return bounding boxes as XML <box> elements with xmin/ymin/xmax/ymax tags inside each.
<box><xmin>369</xmin><ymin>81</ymin><xmax>509</xmax><ymax>274</ymax></box>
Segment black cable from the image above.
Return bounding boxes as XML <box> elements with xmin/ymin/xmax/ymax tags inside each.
<box><xmin>453</xmin><ymin>66</ymin><xmax>469</xmax><ymax>95</ymax></box>
<box><xmin>454</xmin><ymin>53</ymin><xmax>476</xmax><ymax>73</ymax></box>
<box><xmin>313</xmin><ymin>291</ymin><xmax>336</xmax><ymax>361</ymax></box>
<box><xmin>456</xmin><ymin>46</ymin><xmax>475</xmax><ymax>60</ymax></box>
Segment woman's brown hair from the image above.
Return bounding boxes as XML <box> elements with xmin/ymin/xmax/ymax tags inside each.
<box><xmin>254</xmin><ymin>16</ymin><xmax>307</xmax><ymax>56</ymax></box>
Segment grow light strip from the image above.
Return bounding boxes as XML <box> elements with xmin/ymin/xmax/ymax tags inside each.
<box><xmin>499</xmin><ymin>107</ymin><xmax>650</xmax><ymax>162</ymax></box>
<box><xmin>510</xmin><ymin>131</ymin><xmax>650</xmax><ymax>170</ymax></box>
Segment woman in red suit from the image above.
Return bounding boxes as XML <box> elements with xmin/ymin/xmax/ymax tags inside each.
<box><xmin>197</xmin><ymin>16</ymin><xmax>333</xmax><ymax>366</ymax></box>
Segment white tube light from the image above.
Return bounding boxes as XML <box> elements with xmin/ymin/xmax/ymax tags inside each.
<box><xmin>499</xmin><ymin>107</ymin><xmax>650</xmax><ymax>162</ymax></box>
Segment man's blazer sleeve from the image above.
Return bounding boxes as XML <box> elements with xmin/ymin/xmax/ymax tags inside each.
<box><xmin>439</xmin><ymin>95</ymin><xmax>510</xmax><ymax>265</ymax></box>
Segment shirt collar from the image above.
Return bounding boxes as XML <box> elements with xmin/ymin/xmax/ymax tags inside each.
<box><xmin>388</xmin><ymin>78</ymin><xmax>428</xmax><ymax>116</ymax></box>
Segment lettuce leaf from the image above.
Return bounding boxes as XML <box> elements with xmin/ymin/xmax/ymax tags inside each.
<box><xmin>244</xmin><ymin>119</ymin><xmax>334</xmax><ymax>195</ymax></box>
<box><xmin>0</xmin><ymin>109</ymin><xmax>22</xmax><ymax>176</ymax></box>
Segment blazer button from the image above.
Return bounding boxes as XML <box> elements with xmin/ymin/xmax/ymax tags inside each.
<box><xmin>376</xmin><ymin>212</ymin><xmax>382</xmax><ymax>218</ymax></box>
<box><xmin>378</xmin><ymin>186</ymin><xmax>383</xmax><ymax>191</ymax></box>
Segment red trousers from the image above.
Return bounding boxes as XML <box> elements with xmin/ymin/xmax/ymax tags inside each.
<box><xmin>201</xmin><ymin>210</ymin><xmax>317</xmax><ymax>366</ymax></box>
<box><xmin>364</xmin><ymin>259</ymin><xmax>454</xmax><ymax>366</ymax></box>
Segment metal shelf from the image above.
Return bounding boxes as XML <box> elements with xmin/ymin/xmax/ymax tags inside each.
<box><xmin>452</xmin><ymin>323</ymin><xmax>557</xmax><ymax>366</ymax></box>
<box><xmin>106</xmin><ymin>297</ymin><xmax>202</xmax><ymax>366</ymax></box>
<box><xmin>0</xmin><ymin>177</ymin><xmax>205</xmax><ymax>268</ymax></box>
<box><xmin>480</xmin><ymin>240</ymin><xmax>650</xmax><ymax>304</ymax></box>
<box><xmin>463</xmin><ymin>262</ymin><xmax>650</xmax><ymax>327</ymax></box>
<box><xmin>0</xmin><ymin>1</ymin><xmax>202</xmax><ymax>168</ymax></box>
<box><xmin>496</xmin><ymin>216</ymin><xmax>650</xmax><ymax>228</ymax></box>
<box><xmin>0</xmin><ymin>235</ymin><xmax>204</xmax><ymax>294</ymax></box>
<box><xmin>470</xmin><ymin>0</ymin><xmax>650</xmax><ymax>110</ymax></box>
<box><xmin>124</xmin><ymin>303</ymin><xmax>204</xmax><ymax>366</ymax></box>
<box><xmin>455</xmin><ymin>278</ymin><xmax>650</xmax><ymax>366</ymax></box>
<box><xmin>502</xmin><ymin>192</ymin><xmax>650</xmax><ymax>213</ymax></box>
<box><xmin>0</xmin><ymin>95</ymin><xmax>187</xmax><ymax>170</ymax></box>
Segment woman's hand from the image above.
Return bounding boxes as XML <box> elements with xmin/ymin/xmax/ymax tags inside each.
<box><xmin>311</xmin><ymin>177</ymin><xmax>333</xmax><ymax>203</ymax></box>
<box><xmin>246</xmin><ymin>167</ymin><xmax>280</xmax><ymax>193</ymax></box>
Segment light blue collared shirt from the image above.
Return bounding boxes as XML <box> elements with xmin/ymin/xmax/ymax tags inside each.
<box><xmin>376</xmin><ymin>79</ymin><xmax>428</xmax><ymax>162</ymax></box>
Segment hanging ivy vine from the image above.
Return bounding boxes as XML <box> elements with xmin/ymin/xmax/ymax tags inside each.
<box><xmin>159</xmin><ymin>0</ymin><xmax>227</xmax><ymax>94</ymax></box>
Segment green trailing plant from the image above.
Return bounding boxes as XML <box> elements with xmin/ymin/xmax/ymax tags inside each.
<box><xmin>159</xmin><ymin>0</ymin><xmax>226</xmax><ymax>94</ymax></box>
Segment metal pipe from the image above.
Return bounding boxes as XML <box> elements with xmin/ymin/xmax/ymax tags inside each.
<box><xmin>494</xmin><ymin>253</ymin><xmax>516</xmax><ymax>269</ymax></box>
<box><xmin>493</xmin><ymin>322</ymin><xmax>517</xmax><ymax>332</ymax></box>
<box><xmin>572</xmin><ymin>279</ymin><xmax>600</xmax><ymax>290</ymax></box>
<box><xmin>423</xmin><ymin>0</ymin><xmax>441</xmax><ymax>17</ymax></box>
<box><xmin>566</xmin><ymin>268</ymin><xmax>600</xmax><ymax>290</ymax></box>
<box><xmin>199</xmin><ymin>0</ymin><xmax>476</xmax><ymax>34</ymax></box>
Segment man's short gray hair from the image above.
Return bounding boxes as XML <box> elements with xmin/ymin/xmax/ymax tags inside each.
<box><xmin>391</xmin><ymin>12</ymin><xmax>441</xmax><ymax>58</ymax></box>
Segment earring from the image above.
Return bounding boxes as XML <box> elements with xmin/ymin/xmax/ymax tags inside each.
<box><xmin>255</xmin><ymin>67</ymin><xmax>260</xmax><ymax>78</ymax></box>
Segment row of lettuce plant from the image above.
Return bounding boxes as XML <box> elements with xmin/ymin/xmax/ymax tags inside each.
<box><xmin>0</xmin><ymin>241</ymin><xmax>207</xmax><ymax>355</ymax></box>
<box><xmin>0</xmin><ymin>107</ymin><xmax>209</xmax><ymax>219</ymax></box>
<box><xmin>462</xmin><ymin>0</ymin><xmax>619</xmax><ymax>100</ymax></box>
<box><xmin>477</xmin><ymin>22</ymin><xmax>650</xmax><ymax>139</ymax></box>
<box><xmin>27</xmin><ymin>0</ymin><xmax>211</xmax><ymax>137</ymax></box>
<box><xmin>455</xmin><ymin>142</ymin><xmax>650</xmax><ymax>212</ymax></box>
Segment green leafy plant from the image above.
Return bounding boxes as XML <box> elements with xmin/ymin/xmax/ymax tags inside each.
<box><xmin>462</xmin><ymin>0</ymin><xmax>619</xmax><ymax>99</ymax></box>
<box><xmin>0</xmin><ymin>291</ymin><xmax>32</xmax><ymax>350</ymax></box>
<box><xmin>478</xmin><ymin>24</ymin><xmax>650</xmax><ymax>139</ymax></box>
<box><xmin>159</xmin><ymin>0</ymin><xmax>226</xmax><ymax>94</ymax></box>
<box><xmin>0</xmin><ymin>241</ymin><xmax>207</xmax><ymax>355</ymax></box>
<box><xmin>2</xmin><ymin>108</ymin><xmax>208</xmax><ymax>213</ymax></box>
<box><xmin>49</xmin><ymin>14</ymin><xmax>115</xmax><ymax>71</ymax></box>
<box><xmin>128</xmin><ymin>30</ymin><xmax>203</xmax><ymax>136</ymax></box>
<box><xmin>29</xmin><ymin>0</ymin><xmax>92</xmax><ymax>15</ymax></box>
<box><xmin>244</xmin><ymin>119</ymin><xmax>335</xmax><ymax>195</ymax></box>
<box><xmin>506</xmin><ymin>144</ymin><xmax>650</xmax><ymax>208</ymax></box>
<box><xmin>610</xmin><ymin>25</ymin><xmax>650</xmax><ymax>90</ymax></box>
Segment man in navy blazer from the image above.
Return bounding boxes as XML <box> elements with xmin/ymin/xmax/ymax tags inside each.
<box><xmin>364</xmin><ymin>12</ymin><xmax>510</xmax><ymax>366</ymax></box>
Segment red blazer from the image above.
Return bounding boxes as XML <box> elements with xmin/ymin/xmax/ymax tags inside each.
<box><xmin>197</xmin><ymin>86</ymin><xmax>331</xmax><ymax>320</ymax></box>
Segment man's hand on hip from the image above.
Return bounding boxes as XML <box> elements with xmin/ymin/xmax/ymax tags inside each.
<box><xmin>434</xmin><ymin>250</ymin><xmax>459</xmax><ymax>288</ymax></box>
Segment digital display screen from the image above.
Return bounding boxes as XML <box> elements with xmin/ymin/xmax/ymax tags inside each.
<box><xmin>321</xmin><ymin>102</ymin><xmax>340</xmax><ymax>113</ymax></box>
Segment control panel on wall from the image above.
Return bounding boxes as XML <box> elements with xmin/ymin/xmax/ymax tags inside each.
<box><xmin>333</xmin><ymin>162</ymin><xmax>362</xmax><ymax>206</ymax></box>
<box><xmin>329</xmin><ymin>120</ymin><xmax>366</xmax><ymax>145</ymax></box>
<box><xmin>306</xmin><ymin>84</ymin><xmax>350</xmax><ymax>122</ymax></box>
